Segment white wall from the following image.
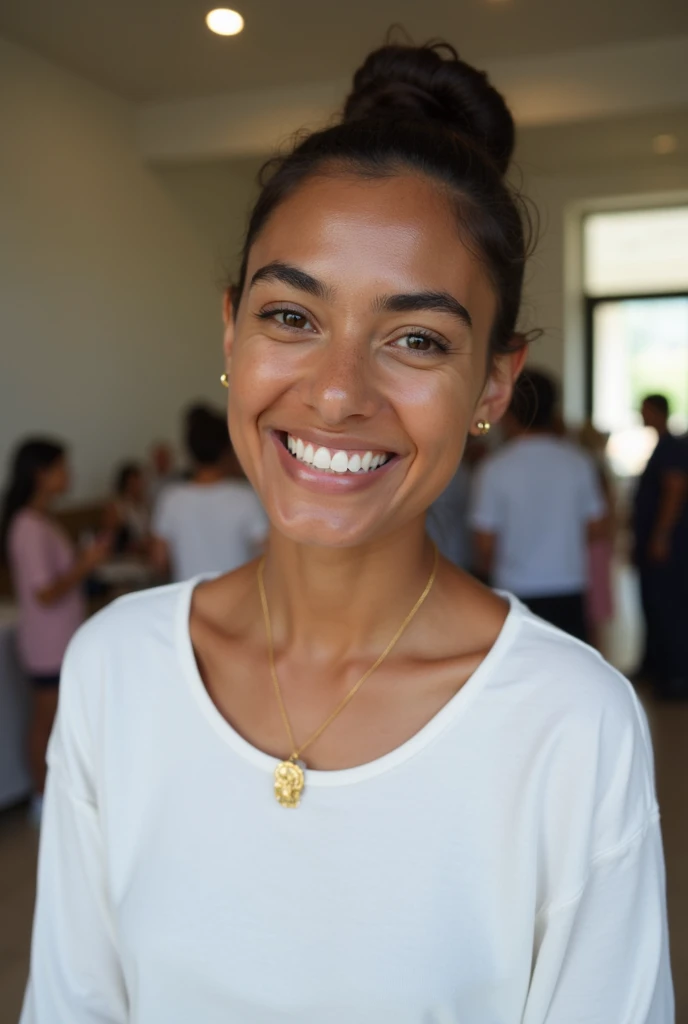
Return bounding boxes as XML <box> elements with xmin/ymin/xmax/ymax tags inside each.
<box><xmin>0</xmin><ymin>36</ymin><xmax>226</xmax><ymax>502</ymax></box>
<box><xmin>154</xmin><ymin>158</ymin><xmax>260</xmax><ymax>278</ymax></box>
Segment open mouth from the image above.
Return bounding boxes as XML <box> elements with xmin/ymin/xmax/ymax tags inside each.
<box><xmin>279</xmin><ymin>432</ymin><xmax>395</xmax><ymax>475</ymax></box>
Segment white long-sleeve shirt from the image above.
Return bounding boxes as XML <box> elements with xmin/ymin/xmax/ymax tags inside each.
<box><xmin>22</xmin><ymin>580</ymin><xmax>673</xmax><ymax>1023</ymax></box>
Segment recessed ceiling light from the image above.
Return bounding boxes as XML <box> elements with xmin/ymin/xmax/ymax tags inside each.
<box><xmin>206</xmin><ymin>8</ymin><xmax>244</xmax><ymax>36</ymax></box>
<box><xmin>653</xmin><ymin>133</ymin><xmax>677</xmax><ymax>155</ymax></box>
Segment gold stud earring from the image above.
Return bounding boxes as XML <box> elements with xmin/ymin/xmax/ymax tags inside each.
<box><xmin>220</xmin><ymin>372</ymin><xmax>229</xmax><ymax>388</ymax></box>
<box><xmin>476</xmin><ymin>420</ymin><xmax>491</xmax><ymax>435</ymax></box>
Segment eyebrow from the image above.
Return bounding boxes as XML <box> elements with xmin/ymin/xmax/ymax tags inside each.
<box><xmin>374</xmin><ymin>291</ymin><xmax>473</xmax><ymax>329</ymax></box>
<box><xmin>250</xmin><ymin>261</ymin><xmax>472</xmax><ymax>329</ymax></box>
<box><xmin>250</xmin><ymin>261</ymin><xmax>333</xmax><ymax>301</ymax></box>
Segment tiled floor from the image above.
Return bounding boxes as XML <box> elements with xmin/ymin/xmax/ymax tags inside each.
<box><xmin>1</xmin><ymin>567</ymin><xmax>687</xmax><ymax>1022</ymax></box>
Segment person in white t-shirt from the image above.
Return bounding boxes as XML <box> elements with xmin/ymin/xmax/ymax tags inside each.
<box><xmin>470</xmin><ymin>369</ymin><xmax>606</xmax><ymax>640</ymax></box>
<box><xmin>21</xmin><ymin>42</ymin><xmax>671</xmax><ymax>1024</ymax></box>
<box><xmin>151</xmin><ymin>405</ymin><xmax>267</xmax><ymax>580</ymax></box>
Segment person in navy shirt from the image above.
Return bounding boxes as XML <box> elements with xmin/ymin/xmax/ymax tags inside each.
<box><xmin>633</xmin><ymin>393</ymin><xmax>688</xmax><ymax>698</ymax></box>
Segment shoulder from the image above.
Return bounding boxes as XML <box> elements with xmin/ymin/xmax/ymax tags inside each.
<box><xmin>9</xmin><ymin>508</ymin><xmax>41</xmax><ymax>537</ymax></box>
<box><xmin>663</xmin><ymin>434</ymin><xmax>688</xmax><ymax>467</ymax></box>
<box><xmin>474</xmin><ymin>445</ymin><xmax>512</xmax><ymax>486</ymax></box>
<box><xmin>509</xmin><ymin>601</ymin><xmax>642</xmax><ymax>724</ymax></box>
<box><xmin>481</xmin><ymin>441</ymin><xmax>515</xmax><ymax>469</ymax></box>
<box><xmin>7</xmin><ymin>509</ymin><xmax>52</xmax><ymax>551</ymax></box>
<box><xmin>63</xmin><ymin>580</ymin><xmax>192</xmax><ymax>678</ymax></box>
<box><xmin>505</xmin><ymin>601</ymin><xmax>657</xmax><ymax>840</ymax></box>
<box><xmin>152</xmin><ymin>482</ymin><xmax>188</xmax><ymax>524</ymax></box>
<box><xmin>156</xmin><ymin>481</ymin><xmax>188</xmax><ymax>504</ymax></box>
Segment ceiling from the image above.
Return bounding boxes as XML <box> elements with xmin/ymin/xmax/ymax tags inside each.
<box><xmin>1</xmin><ymin>0</ymin><xmax>688</xmax><ymax>102</ymax></box>
<box><xmin>515</xmin><ymin>108</ymin><xmax>688</xmax><ymax>173</ymax></box>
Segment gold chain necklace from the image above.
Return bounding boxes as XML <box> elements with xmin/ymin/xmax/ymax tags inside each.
<box><xmin>257</xmin><ymin>545</ymin><xmax>439</xmax><ymax>808</ymax></box>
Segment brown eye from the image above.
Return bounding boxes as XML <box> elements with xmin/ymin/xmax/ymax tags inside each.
<box><xmin>274</xmin><ymin>310</ymin><xmax>313</xmax><ymax>330</ymax></box>
<box><xmin>393</xmin><ymin>332</ymin><xmax>443</xmax><ymax>353</ymax></box>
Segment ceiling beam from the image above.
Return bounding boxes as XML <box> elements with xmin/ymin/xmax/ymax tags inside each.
<box><xmin>138</xmin><ymin>35</ymin><xmax>688</xmax><ymax>164</ymax></box>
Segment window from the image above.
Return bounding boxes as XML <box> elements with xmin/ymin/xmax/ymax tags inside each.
<box><xmin>584</xmin><ymin>206</ymin><xmax>688</xmax><ymax>476</ymax></box>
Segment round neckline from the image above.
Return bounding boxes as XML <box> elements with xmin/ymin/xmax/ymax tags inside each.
<box><xmin>177</xmin><ymin>577</ymin><xmax>523</xmax><ymax>788</ymax></box>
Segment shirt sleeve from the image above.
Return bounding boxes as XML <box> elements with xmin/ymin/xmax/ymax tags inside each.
<box><xmin>523</xmin><ymin>818</ymin><xmax>673</xmax><ymax>1023</ymax></box>
<box><xmin>580</xmin><ymin>453</ymin><xmax>607</xmax><ymax>522</ymax></box>
<box><xmin>468</xmin><ymin>460</ymin><xmax>501</xmax><ymax>533</ymax></box>
<box><xmin>20</xmin><ymin>632</ymin><xmax>129</xmax><ymax>1023</ymax></box>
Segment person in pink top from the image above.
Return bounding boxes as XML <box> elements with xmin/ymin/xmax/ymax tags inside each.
<box><xmin>0</xmin><ymin>439</ymin><xmax>110</xmax><ymax>820</ymax></box>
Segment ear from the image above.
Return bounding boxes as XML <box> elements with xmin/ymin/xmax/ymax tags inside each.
<box><xmin>222</xmin><ymin>288</ymin><xmax>235</xmax><ymax>372</ymax></box>
<box><xmin>470</xmin><ymin>344</ymin><xmax>528</xmax><ymax>436</ymax></box>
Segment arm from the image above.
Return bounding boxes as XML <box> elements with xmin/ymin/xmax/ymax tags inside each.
<box><xmin>20</xmin><ymin>638</ymin><xmax>128</xmax><ymax>1022</ymax></box>
<box><xmin>582</xmin><ymin>455</ymin><xmax>610</xmax><ymax>546</ymax></box>
<box><xmin>523</xmin><ymin>820</ymin><xmax>673</xmax><ymax>1023</ymax></box>
<box><xmin>649</xmin><ymin>470</ymin><xmax>688</xmax><ymax>562</ymax></box>
<box><xmin>36</xmin><ymin>536</ymin><xmax>111</xmax><ymax>606</ymax></box>
<box><xmin>586</xmin><ymin>516</ymin><xmax>609</xmax><ymax>544</ymax></box>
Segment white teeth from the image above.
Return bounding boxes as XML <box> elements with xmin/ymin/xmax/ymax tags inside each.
<box><xmin>285</xmin><ymin>435</ymin><xmax>390</xmax><ymax>474</ymax></box>
<box><xmin>313</xmin><ymin>446</ymin><xmax>332</xmax><ymax>470</ymax></box>
<box><xmin>331</xmin><ymin>451</ymin><xmax>349</xmax><ymax>473</ymax></box>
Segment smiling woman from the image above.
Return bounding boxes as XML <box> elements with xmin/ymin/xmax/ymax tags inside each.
<box><xmin>22</xmin><ymin>40</ymin><xmax>672</xmax><ymax>1024</ymax></box>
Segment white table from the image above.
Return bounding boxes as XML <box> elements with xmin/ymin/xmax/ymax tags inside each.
<box><xmin>0</xmin><ymin>604</ymin><xmax>31</xmax><ymax>809</ymax></box>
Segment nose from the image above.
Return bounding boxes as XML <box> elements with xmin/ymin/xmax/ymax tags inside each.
<box><xmin>303</xmin><ymin>335</ymin><xmax>380</xmax><ymax>426</ymax></box>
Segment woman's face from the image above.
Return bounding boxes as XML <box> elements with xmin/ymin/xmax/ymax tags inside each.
<box><xmin>225</xmin><ymin>173</ymin><xmax>524</xmax><ymax>548</ymax></box>
<box><xmin>39</xmin><ymin>456</ymin><xmax>70</xmax><ymax>499</ymax></box>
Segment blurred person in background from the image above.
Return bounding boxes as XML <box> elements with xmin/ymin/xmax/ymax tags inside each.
<box><xmin>427</xmin><ymin>434</ymin><xmax>491</xmax><ymax>571</ymax></box>
<box><xmin>578</xmin><ymin>422</ymin><xmax>615</xmax><ymax>652</ymax></box>
<box><xmin>426</xmin><ymin>461</ymin><xmax>471</xmax><ymax>569</ymax></box>
<box><xmin>147</xmin><ymin>441</ymin><xmax>177</xmax><ymax>506</ymax></box>
<box><xmin>22</xmin><ymin>42</ymin><xmax>671</xmax><ymax>1024</ymax></box>
<box><xmin>102</xmin><ymin>462</ymin><xmax>150</xmax><ymax>557</ymax></box>
<box><xmin>633</xmin><ymin>393</ymin><xmax>688</xmax><ymax>698</ymax></box>
<box><xmin>0</xmin><ymin>439</ymin><xmax>110</xmax><ymax>824</ymax></box>
<box><xmin>470</xmin><ymin>369</ymin><xmax>607</xmax><ymax>640</ymax></box>
<box><xmin>151</xmin><ymin>405</ymin><xmax>267</xmax><ymax>580</ymax></box>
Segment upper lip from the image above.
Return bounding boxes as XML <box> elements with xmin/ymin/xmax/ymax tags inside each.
<box><xmin>272</xmin><ymin>427</ymin><xmax>398</xmax><ymax>455</ymax></box>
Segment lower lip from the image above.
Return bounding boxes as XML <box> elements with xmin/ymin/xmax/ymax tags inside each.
<box><xmin>269</xmin><ymin>432</ymin><xmax>399</xmax><ymax>495</ymax></box>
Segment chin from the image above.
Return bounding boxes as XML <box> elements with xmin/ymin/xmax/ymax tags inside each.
<box><xmin>266</xmin><ymin>499</ymin><xmax>394</xmax><ymax>550</ymax></box>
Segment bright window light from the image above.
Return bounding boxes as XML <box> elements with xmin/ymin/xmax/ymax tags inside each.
<box><xmin>206</xmin><ymin>9</ymin><xmax>244</xmax><ymax>36</ymax></box>
<box><xmin>584</xmin><ymin>206</ymin><xmax>688</xmax><ymax>297</ymax></box>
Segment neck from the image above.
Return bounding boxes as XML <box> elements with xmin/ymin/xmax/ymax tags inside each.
<box><xmin>193</xmin><ymin>465</ymin><xmax>226</xmax><ymax>484</ymax></box>
<box><xmin>522</xmin><ymin>426</ymin><xmax>553</xmax><ymax>437</ymax></box>
<box><xmin>261</xmin><ymin>520</ymin><xmax>435</xmax><ymax>657</ymax></box>
<box><xmin>28</xmin><ymin>494</ymin><xmax>51</xmax><ymax>514</ymax></box>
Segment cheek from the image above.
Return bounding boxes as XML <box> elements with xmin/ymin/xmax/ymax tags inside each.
<box><xmin>227</xmin><ymin>336</ymin><xmax>293</xmax><ymax>468</ymax></box>
<box><xmin>393</xmin><ymin>361</ymin><xmax>478</xmax><ymax>463</ymax></box>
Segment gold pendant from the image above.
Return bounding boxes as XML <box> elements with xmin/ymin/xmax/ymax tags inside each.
<box><xmin>274</xmin><ymin>759</ymin><xmax>305</xmax><ymax>808</ymax></box>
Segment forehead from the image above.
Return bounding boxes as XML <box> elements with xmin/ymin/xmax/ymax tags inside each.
<box><xmin>247</xmin><ymin>173</ymin><xmax>496</xmax><ymax>319</ymax></box>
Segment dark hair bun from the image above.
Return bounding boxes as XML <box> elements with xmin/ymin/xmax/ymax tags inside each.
<box><xmin>343</xmin><ymin>43</ymin><xmax>515</xmax><ymax>176</ymax></box>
